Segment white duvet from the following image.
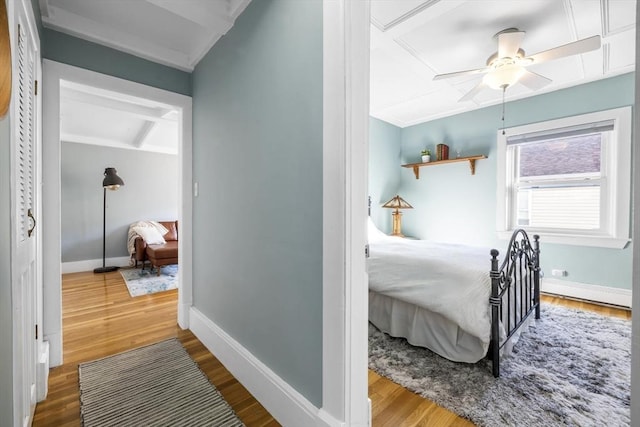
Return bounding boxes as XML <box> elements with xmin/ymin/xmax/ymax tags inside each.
<box><xmin>367</xmin><ymin>236</ymin><xmax>494</xmax><ymax>344</ymax></box>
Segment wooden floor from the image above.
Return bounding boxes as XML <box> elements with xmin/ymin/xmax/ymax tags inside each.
<box><xmin>32</xmin><ymin>270</ymin><xmax>279</xmax><ymax>427</ymax></box>
<box><xmin>33</xmin><ymin>271</ymin><xmax>631</xmax><ymax>427</ymax></box>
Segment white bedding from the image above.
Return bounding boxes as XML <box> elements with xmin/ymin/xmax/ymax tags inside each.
<box><xmin>367</xmin><ymin>237</ymin><xmax>494</xmax><ymax>346</ymax></box>
<box><xmin>366</xmin><ymin>218</ymin><xmax>536</xmax><ymax>365</ymax></box>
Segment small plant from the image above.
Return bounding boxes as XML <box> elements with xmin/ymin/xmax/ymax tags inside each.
<box><xmin>420</xmin><ymin>149</ymin><xmax>431</xmax><ymax>163</ymax></box>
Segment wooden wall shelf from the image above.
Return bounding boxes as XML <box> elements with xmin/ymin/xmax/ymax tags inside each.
<box><xmin>401</xmin><ymin>155</ymin><xmax>487</xmax><ymax>179</ymax></box>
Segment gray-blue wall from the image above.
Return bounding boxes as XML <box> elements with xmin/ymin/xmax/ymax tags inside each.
<box><xmin>370</xmin><ymin>73</ymin><xmax>634</xmax><ymax>290</ymax></box>
<box><xmin>369</xmin><ymin>117</ymin><xmax>402</xmax><ymax>231</ymax></box>
<box><xmin>192</xmin><ymin>0</ymin><xmax>323</xmax><ymax>406</ymax></box>
<box><xmin>61</xmin><ymin>143</ymin><xmax>179</xmax><ymax>262</ymax></box>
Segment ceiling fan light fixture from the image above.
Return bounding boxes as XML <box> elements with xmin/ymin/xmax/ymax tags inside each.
<box><xmin>434</xmin><ymin>28</ymin><xmax>601</xmax><ymax>102</ymax></box>
<box><xmin>482</xmin><ymin>64</ymin><xmax>526</xmax><ymax>90</ymax></box>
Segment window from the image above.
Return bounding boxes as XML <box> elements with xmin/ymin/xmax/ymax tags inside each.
<box><xmin>497</xmin><ymin>107</ymin><xmax>631</xmax><ymax>248</ymax></box>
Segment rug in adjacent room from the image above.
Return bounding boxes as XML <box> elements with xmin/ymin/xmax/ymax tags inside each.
<box><xmin>79</xmin><ymin>338</ymin><xmax>245</xmax><ymax>427</ymax></box>
<box><xmin>369</xmin><ymin>304</ymin><xmax>631</xmax><ymax>427</ymax></box>
<box><xmin>119</xmin><ymin>264</ymin><xmax>178</xmax><ymax>297</ymax></box>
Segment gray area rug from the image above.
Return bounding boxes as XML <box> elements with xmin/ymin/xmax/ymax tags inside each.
<box><xmin>120</xmin><ymin>264</ymin><xmax>178</xmax><ymax>297</ymax></box>
<box><xmin>369</xmin><ymin>304</ymin><xmax>631</xmax><ymax>426</ymax></box>
<box><xmin>79</xmin><ymin>339</ymin><xmax>245</xmax><ymax>427</ymax></box>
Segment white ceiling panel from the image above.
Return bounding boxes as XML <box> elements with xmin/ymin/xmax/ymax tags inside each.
<box><xmin>60</xmin><ymin>82</ymin><xmax>179</xmax><ymax>155</ymax></box>
<box><xmin>606</xmin><ymin>0</ymin><xmax>636</xmax><ymax>34</ymax></box>
<box><xmin>607</xmin><ymin>30</ymin><xmax>636</xmax><ymax>70</ymax></box>
<box><xmin>371</xmin><ymin>0</ymin><xmax>437</xmax><ymax>31</ymax></box>
<box><xmin>370</xmin><ymin>47</ymin><xmax>433</xmax><ymax>110</ymax></box>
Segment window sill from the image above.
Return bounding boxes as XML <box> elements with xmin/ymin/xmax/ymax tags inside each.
<box><xmin>497</xmin><ymin>230</ymin><xmax>630</xmax><ymax>249</ymax></box>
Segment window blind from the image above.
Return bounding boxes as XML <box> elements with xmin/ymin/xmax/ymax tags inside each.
<box><xmin>506</xmin><ymin>119</ymin><xmax>614</xmax><ymax>145</ymax></box>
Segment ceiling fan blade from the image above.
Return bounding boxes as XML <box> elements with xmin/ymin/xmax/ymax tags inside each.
<box><xmin>458</xmin><ymin>81</ymin><xmax>487</xmax><ymax>102</ymax></box>
<box><xmin>433</xmin><ymin>67</ymin><xmax>488</xmax><ymax>81</ymax></box>
<box><xmin>528</xmin><ymin>35</ymin><xmax>601</xmax><ymax>64</ymax></box>
<box><xmin>518</xmin><ymin>70</ymin><xmax>552</xmax><ymax>91</ymax></box>
<box><xmin>497</xmin><ymin>28</ymin><xmax>525</xmax><ymax>58</ymax></box>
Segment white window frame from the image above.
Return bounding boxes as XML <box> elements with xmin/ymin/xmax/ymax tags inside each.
<box><xmin>497</xmin><ymin>106</ymin><xmax>632</xmax><ymax>249</ymax></box>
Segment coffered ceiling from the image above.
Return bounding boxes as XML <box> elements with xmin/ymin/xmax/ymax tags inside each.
<box><xmin>43</xmin><ymin>0</ymin><xmax>636</xmax><ymax>153</ymax></box>
<box><xmin>370</xmin><ymin>0</ymin><xmax>636</xmax><ymax>127</ymax></box>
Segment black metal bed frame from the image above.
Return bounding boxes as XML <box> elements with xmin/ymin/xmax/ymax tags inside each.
<box><xmin>489</xmin><ymin>229</ymin><xmax>541</xmax><ymax>377</ymax></box>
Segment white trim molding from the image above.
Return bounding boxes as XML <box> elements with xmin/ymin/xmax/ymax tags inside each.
<box><xmin>42</xmin><ymin>60</ymin><xmax>193</xmax><ymax>367</ymax></box>
<box><xmin>322</xmin><ymin>0</ymin><xmax>371</xmax><ymax>426</ymax></box>
<box><xmin>189</xmin><ymin>308</ymin><xmax>342</xmax><ymax>427</ymax></box>
<box><xmin>630</xmin><ymin>3</ymin><xmax>640</xmax><ymax>423</ymax></box>
<box><xmin>542</xmin><ymin>278</ymin><xmax>632</xmax><ymax>308</ymax></box>
<box><xmin>496</xmin><ymin>106</ymin><xmax>632</xmax><ymax>249</ymax></box>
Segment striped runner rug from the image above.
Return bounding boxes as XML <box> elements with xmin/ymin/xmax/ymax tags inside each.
<box><xmin>79</xmin><ymin>339</ymin><xmax>245</xmax><ymax>426</ymax></box>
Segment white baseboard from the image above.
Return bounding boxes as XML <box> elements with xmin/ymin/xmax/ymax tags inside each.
<box><xmin>61</xmin><ymin>256</ymin><xmax>132</xmax><ymax>274</ymax></box>
<box><xmin>177</xmin><ymin>302</ymin><xmax>190</xmax><ymax>329</ymax></box>
<box><xmin>45</xmin><ymin>331</ymin><xmax>62</xmax><ymax>368</ymax></box>
<box><xmin>542</xmin><ymin>278</ymin><xmax>632</xmax><ymax>308</ymax></box>
<box><xmin>189</xmin><ymin>308</ymin><xmax>342</xmax><ymax>427</ymax></box>
<box><xmin>36</xmin><ymin>340</ymin><xmax>50</xmax><ymax>402</ymax></box>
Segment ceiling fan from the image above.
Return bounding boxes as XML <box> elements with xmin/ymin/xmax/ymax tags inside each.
<box><xmin>433</xmin><ymin>28</ymin><xmax>601</xmax><ymax>102</ymax></box>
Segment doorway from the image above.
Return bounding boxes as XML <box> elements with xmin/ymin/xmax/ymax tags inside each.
<box><xmin>41</xmin><ymin>60</ymin><xmax>193</xmax><ymax>367</ymax></box>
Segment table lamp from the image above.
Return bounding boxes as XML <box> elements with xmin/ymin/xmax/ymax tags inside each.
<box><xmin>382</xmin><ymin>195</ymin><xmax>413</xmax><ymax>237</ymax></box>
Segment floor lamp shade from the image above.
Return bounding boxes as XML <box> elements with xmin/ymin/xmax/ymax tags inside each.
<box><xmin>94</xmin><ymin>168</ymin><xmax>125</xmax><ymax>274</ymax></box>
<box><xmin>103</xmin><ymin>167</ymin><xmax>124</xmax><ymax>189</ymax></box>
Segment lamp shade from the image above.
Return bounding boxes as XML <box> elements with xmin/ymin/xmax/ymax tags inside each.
<box><xmin>382</xmin><ymin>195</ymin><xmax>413</xmax><ymax>210</ymax></box>
<box><xmin>103</xmin><ymin>167</ymin><xmax>124</xmax><ymax>190</ymax></box>
<box><xmin>482</xmin><ymin>65</ymin><xmax>526</xmax><ymax>90</ymax></box>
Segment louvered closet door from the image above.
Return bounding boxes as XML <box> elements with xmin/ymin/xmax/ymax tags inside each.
<box><xmin>10</xmin><ymin>1</ymin><xmax>40</xmax><ymax>425</ymax></box>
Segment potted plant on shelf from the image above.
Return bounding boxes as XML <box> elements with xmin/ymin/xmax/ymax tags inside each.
<box><xmin>421</xmin><ymin>149</ymin><xmax>431</xmax><ymax>163</ymax></box>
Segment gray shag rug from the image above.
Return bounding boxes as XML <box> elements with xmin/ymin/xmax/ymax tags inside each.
<box><xmin>368</xmin><ymin>304</ymin><xmax>631</xmax><ymax>427</ymax></box>
<box><xmin>79</xmin><ymin>339</ymin><xmax>245</xmax><ymax>426</ymax></box>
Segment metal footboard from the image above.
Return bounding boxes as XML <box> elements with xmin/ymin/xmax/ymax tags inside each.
<box><xmin>489</xmin><ymin>229</ymin><xmax>541</xmax><ymax>377</ymax></box>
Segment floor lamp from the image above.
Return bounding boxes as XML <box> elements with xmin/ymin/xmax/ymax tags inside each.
<box><xmin>93</xmin><ymin>167</ymin><xmax>125</xmax><ymax>274</ymax></box>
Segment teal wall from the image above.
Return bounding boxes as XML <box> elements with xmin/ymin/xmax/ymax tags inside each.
<box><xmin>0</xmin><ymin>116</ymin><xmax>13</xmax><ymax>423</ymax></box>
<box><xmin>41</xmin><ymin>29</ymin><xmax>191</xmax><ymax>96</ymax></box>
<box><xmin>379</xmin><ymin>73</ymin><xmax>634</xmax><ymax>289</ymax></box>
<box><xmin>192</xmin><ymin>0</ymin><xmax>323</xmax><ymax>407</ymax></box>
<box><xmin>369</xmin><ymin>117</ymin><xmax>402</xmax><ymax>232</ymax></box>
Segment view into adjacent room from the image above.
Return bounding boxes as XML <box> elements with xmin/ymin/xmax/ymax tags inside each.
<box><xmin>366</xmin><ymin>1</ymin><xmax>634</xmax><ymax>425</ymax></box>
<box><xmin>58</xmin><ymin>79</ymin><xmax>181</xmax><ymax>353</ymax></box>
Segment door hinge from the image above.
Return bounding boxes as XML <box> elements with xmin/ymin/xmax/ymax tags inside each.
<box><xmin>35</xmin><ymin>324</ymin><xmax>38</xmax><ymax>340</ymax></box>
<box><xmin>34</xmin><ymin>80</ymin><xmax>38</xmax><ymax>96</ymax></box>
<box><xmin>365</xmin><ymin>244</ymin><xmax>370</xmax><ymax>258</ymax></box>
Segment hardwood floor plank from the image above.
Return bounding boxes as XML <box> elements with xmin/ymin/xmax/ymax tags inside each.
<box><xmin>33</xmin><ymin>271</ymin><xmax>630</xmax><ymax>427</ymax></box>
<box><xmin>541</xmin><ymin>293</ymin><xmax>631</xmax><ymax>320</ymax></box>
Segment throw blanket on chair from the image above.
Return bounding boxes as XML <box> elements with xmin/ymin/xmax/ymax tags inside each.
<box><xmin>127</xmin><ymin>221</ymin><xmax>169</xmax><ymax>262</ymax></box>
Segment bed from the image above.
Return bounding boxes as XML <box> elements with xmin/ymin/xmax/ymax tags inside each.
<box><xmin>367</xmin><ymin>218</ymin><xmax>541</xmax><ymax>377</ymax></box>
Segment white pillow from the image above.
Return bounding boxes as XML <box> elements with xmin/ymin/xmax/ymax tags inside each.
<box><xmin>368</xmin><ymin>217</ymin><xmax>394</xmax><ymax>243</ymax></box>
<box><xmin>133</xmin><ymin>226</ymin><xmax>166</xmax><ymax>245</ymax></box>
